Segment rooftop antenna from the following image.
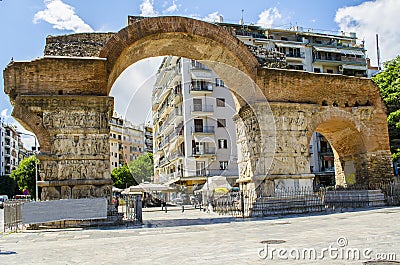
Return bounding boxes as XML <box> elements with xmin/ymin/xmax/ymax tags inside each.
<box><xmin>240</xmin><ymin>9</ymin><xmax>244</xmax><ymax>25</ymax></box>
<box><xmin>376</xmin><ymin>33</ymin><xmax>381</xmax><ymax>70</ymax></box>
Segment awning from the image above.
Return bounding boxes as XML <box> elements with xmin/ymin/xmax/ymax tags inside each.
<box><xmin>313</xmin><ymin>46</ymin><xmax>341</xmax><ymax>53</ymax></box>
<box><xmin>191</xmin><ymin>70</ymin><xmax>212</xmax><ymax>80</ymax></box>
<box><xmin>275</xmin><ymin>42</ymin><xmax>304</xmax><ymax>49</ymax></box>
<box><xmin>127</xmin><ymin>182</ymin><xmax>171</xmax><ymax>192</ymax></box>
<box><xmin>193</xmin><ymin>135</ymin><xmax>215</xmax><ymax>142</ymax></box>
<box><xmin>342</xmin><ymin>64</ymin><xmax>367</xmax><ymax>70</ymax></box>
<box><xmin>314</xmin><ymin>46</ymin><xmax>365</xmax><ymax>56</ymax></box>
<box><xmin>340</xmin><ymin>49</ymin><xmax>365</xmax><ymax>56</ymax></box>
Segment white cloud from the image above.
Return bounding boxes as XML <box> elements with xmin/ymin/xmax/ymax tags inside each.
<box><xmin>203</xmin><ymin>12</ymin><xmax>223</xmax><ymax>23</ymax></box>
<box><xmin>256</xmin><ymin>7</ymin><xmax>281</xmax><ymax>28</ymax></box>
<box><xmin>1</xmin><ymin>109</ymin><xmax>9</xmax><ymax>118</ymax></box>
<box><xmin>335</xmin><ymin>0</ymin><xmax>400</xmax><ymax>66</ymax></box>
<box><xmin>140</xmin><ymin>0</ymin><xmax>158</xmax><ymax>17</ymax></box>
<box><xmin>33</xmin><ymin>0</ymin><xmax>93</xmax><ymax>33</ymax></box>
<box><xmin>163</xmin><ymin>0</ymin><xmax>178</xmax><ymax>14</ymax></box>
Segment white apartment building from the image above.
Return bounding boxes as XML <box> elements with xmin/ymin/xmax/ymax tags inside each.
<box><xmin>0</xmin><ymin>123</ymin><xmax>26</xmax><ymax>176</ymax></box>
<box><xmin>218</xmin><ymin>22</ymin><xmax>367</xmax><ymax>77</ymax></box>
<box><xmin>309</xmin><ymin>133</ymin><xmax>335</xmax><ymax>188</ymax></box>
<box><xmin>216</xmin><ymin>22</ymin><xmax>371</xmax><ymax>187</ymax></box>
<box><xmin>109</xmin><ymin>115</ymin><xmax>146</xmax><ymax>172</ymax></box>
<box><xmin>152</xmin><ymin>57</ymin><xmax>239</xmax><ymax>192</ymax></box>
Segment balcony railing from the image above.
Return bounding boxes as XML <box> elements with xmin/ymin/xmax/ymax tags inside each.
<box><xmin>158</xmin><ymin>127</ymin><xmax>184</xmax><ymax>149</ymax></box>
<box><xmin>206</xmin><ymin>169</ymin><xmax>239</xmax><ymax>176</ymax></box>
<box><xmin>192</xmin><ymin>104</ymin><xmax>214</xmax><ymax>113</ymax></box>
<box><xmin>192</xmin><ymin>147</ymin><xmax>216</xmax><ymax>156</ymax></box>
<box><xmin>191</xmin><ymin>126</ymin><xmax>215</xmax><ymax>134</ymax></box>
<box><xmin>313</xmin><ymin>55</ymin><xmax>365</xmax><ymax>64</ymax></box>
<box><xmin>286</xmin><ymin>52</ymin><xmax>305</xmax><ymax>58</ymax></box>
<box><xmin>190</xmin><ymin>82</ymin><xmax>214</xmax><ymax>92</ymax></box>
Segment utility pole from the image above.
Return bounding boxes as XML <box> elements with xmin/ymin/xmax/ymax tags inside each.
<box><xmin>376</xmin><ymin>34</ymin><xmax>381</xmax><ymax>70</ymax></box>
<box><xmin>18</xmin><ymin>132</ymin><xmax>39</xmax><ymax>201</ymax></box>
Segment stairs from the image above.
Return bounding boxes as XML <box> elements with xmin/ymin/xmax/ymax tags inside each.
<box><xmin>249</xmin><ymin>195</ymin><xmax>325</xmax><ymax>217</ymax></box>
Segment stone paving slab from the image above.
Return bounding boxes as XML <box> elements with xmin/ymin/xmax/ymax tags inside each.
<box><xmin>0</xmin><ymin>207</ymin><xmax>399</xmax><ymax>264</ymax></box>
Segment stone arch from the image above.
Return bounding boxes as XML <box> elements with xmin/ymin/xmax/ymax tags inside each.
<box><xmin>100</xmin><ymin>16</ymin><xmax>269</xmax><ymax>187</ymax></box>
<box><xmin>99</xmin><ymin>16</ymin><xmax>260</xmax><ymax>96</ymax></box>
<box><xmin>307</xmin><ymin>107</ymin><xmax>379</xmax><ymax>186</ymax></box>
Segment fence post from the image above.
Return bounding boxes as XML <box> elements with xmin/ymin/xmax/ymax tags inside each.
<box><xmin>240</xmin><ymin>191</ymin><xmax>245</xmax><ymax>218</ymax></box>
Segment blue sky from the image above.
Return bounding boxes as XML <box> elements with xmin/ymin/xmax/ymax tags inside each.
<box><xmin>1</xmin><ymin>0</ymin><xmax>399</xmax><ymax>148</ymax></box>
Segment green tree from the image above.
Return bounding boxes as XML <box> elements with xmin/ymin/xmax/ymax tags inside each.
<box><xmin>111</xmin><ymin>165</ymin><xmax>137</xmax><ymax>189</ymax></box>
<box><xmin>372</xmin><ymin>56</ymin><xmax>400</xmax><ymax>159</ymax></box>
<box><xmin>10</xmin><ymin>156</ymin><xmax>39</xmax><ymax>199</ymax></box>
<box><xmin>128</xmin><ymin>153</ymin><xmax>154</xmax><ymax>183</ymax></box>
<box><xmin>0</xmin><ymin>175</ymin><xmax>18</xmax><ymax>198</ymax></box>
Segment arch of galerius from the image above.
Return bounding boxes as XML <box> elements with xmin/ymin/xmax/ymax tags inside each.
<box><xmin>3</xmin><ymin>16</ymin><xmax>393</xmax><ymax>207</ymax></box>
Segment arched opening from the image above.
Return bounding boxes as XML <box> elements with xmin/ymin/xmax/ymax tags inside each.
<box><xmin>308</xmin><ymin>113</ymin><xmax>368</xmax><ymax>188</ymax></box>
<box><xmin>102</xmin><ymin>17</ymin><xmax>273</xmax><ymax>206</ymax></box>
<box><xmin>108</xmin><ymin>53</ymin><xmax>267</xmax><ymax>207</ymax></box>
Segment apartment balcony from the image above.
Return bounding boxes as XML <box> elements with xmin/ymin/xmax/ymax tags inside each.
<box><xmin>158</xmin><ymin>171</ymin><xmax>182</xmax><ymax>184</ymax></box>
<box><xmin>171</xmin><ymin>94</ymin><xmax>182</xmax><ymax>105</ymax></box>
<box><xmin>158</xmin><ymin>127</ymin><xmax>184</xmax><ymax>149</ymax></box>
<box><xmin>313</xmin><ymin>55</ymin><xmax>366</xmax><ymax>66</ymax></box>
<box><xmin>191</xmin><ymin>126</ymin><xmax>215</xmax><ymax>135</ymax></box>
<box><xmin>285</xmin><ymin>52</ymin><xmax>305</xmax><ymax>61</ymax></box>
<box><xmin>190</xmin><ymin>83</ymin><xmax>213</xmax><ymax>95</ymax></box>
<box><xmin>192</xmin><ymin>147</ymin><xmax>216</xmax><ymax>157</ymax></box>
<box><xmin>169</xmin><ymin>151</ymin><xmax>184</xmax><ymax>162</ymax></box>
<box><xmin>158</xmin><ymin>108</ymin><xmax>183</xmax><ymax>134</ymax></box>
<box><xmin>206</xmin><ymin>169</ymin><xmax>239</xmax><ymax>177</ymax></box>
<box><xmin>191</xmin><ymin>104</ymin><xmax>214</xmax><ymax>116</ymax></box>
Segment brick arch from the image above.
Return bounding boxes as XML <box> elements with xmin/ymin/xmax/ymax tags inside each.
<box><xmin>12</xmin><ymin>97</ymin><xmax>51</xmax><ymax>152</ymax></box>
<box><xmin>99</xmin><ymin>16</ymin><xmax>260</xmax><ymax>95</ymax></box>
<box><xmin>307</xmin><ymin>108</ymin><xmax>370</xmax><ymax>156</ymax></box>
<box><xmin>306</xmin><ymin>107</ymin><xmax>388</xmax><ymax>186</ymax></box>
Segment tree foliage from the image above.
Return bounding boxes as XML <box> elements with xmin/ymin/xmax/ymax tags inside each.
<box><xmin>128</xmin><ymin>153</ymin><xmax>154</xmax><ymax>184</ymax></box>
<box><xmin>111</xmin><ymin>153</ymin><xmax>154</xmax><ymax>188</ymax></box>
<box><xmin>0</xmin><ymin>175</ymin><xmax>18</xmax><ymax>198</ymax></box>
<box><xmin>372</xmin><ymin>56</ymin><xmax>400</xmax><ymax>159</ymax></box>
<box><xmin>10</xmin><ymin>156</ymin><xmax>38</xmax><ymax>199</ymax></box>
<box><xmin>111</xmin><ymin>165</ymin><xmax>136</xmax><ymax>189</ymax></box>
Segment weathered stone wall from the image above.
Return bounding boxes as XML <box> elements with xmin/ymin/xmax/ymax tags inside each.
<box><xmin>12</xmin><ymin>95</ymin><xmax>114</xmax><ymax>206</ymax></box>
<box><xmin>44</xmin><ymin>33</ymin><xmax>115</xmax><ymax>57</ymax></box>
<box><xmin>4</xmin><ymin>58</ymin><xmax>108</xmax><ymax>102</ymax></box>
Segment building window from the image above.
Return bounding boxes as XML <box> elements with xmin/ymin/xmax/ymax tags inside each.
<box><xmin>216</xmin><ymin>78</ymin><xmax>224</xmax><ymax>87</ymax></box>
<box><xmin>218</xmin><ymin>139</ymin><xmax>228</xmax><ymax>149</ymax></box>
<box><xmin>314</xmin><ymin>68</ymin><xmax>321</xmax><ymax>73</ymax></box>
<box><xmin>217</xmin><ymin>119</ymin><xmax>226</xmax><ymax>128</ymax></box>
<box><xmin>216</xmin><ymin>98</ymin><xmax>225</xmax><ymax>107</ymax></box>
<box><xmin>220</xmin><ymin>161</ymin><xmax>228</xmax><ymax>170</ymax></box>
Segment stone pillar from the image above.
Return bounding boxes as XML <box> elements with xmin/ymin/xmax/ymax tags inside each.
<box><xmin>234</xmin><ymin>102</ymin><xmax>314</xmax><ymax>195</ymax></box>
<box><xmin>13</xmin><ymin>95</ymin><xmax>114</xmax><ymax>208</ymax></box>
<box><xmin>266</xmin><ymin>103</ymin><xmax>314</xmax><ymax>192</ymax></box>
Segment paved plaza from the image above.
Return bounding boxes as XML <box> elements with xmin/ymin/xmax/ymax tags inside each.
<box><xmin>0</xmin><ymin>206</ymin><xmax>400</xmax><ymax>264</ymax></box>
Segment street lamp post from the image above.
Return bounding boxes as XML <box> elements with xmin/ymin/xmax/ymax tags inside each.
<box><xmin>17</xmin><ymin>132</ymin><xmax>39</xmax><ymax>201</ymax></box>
